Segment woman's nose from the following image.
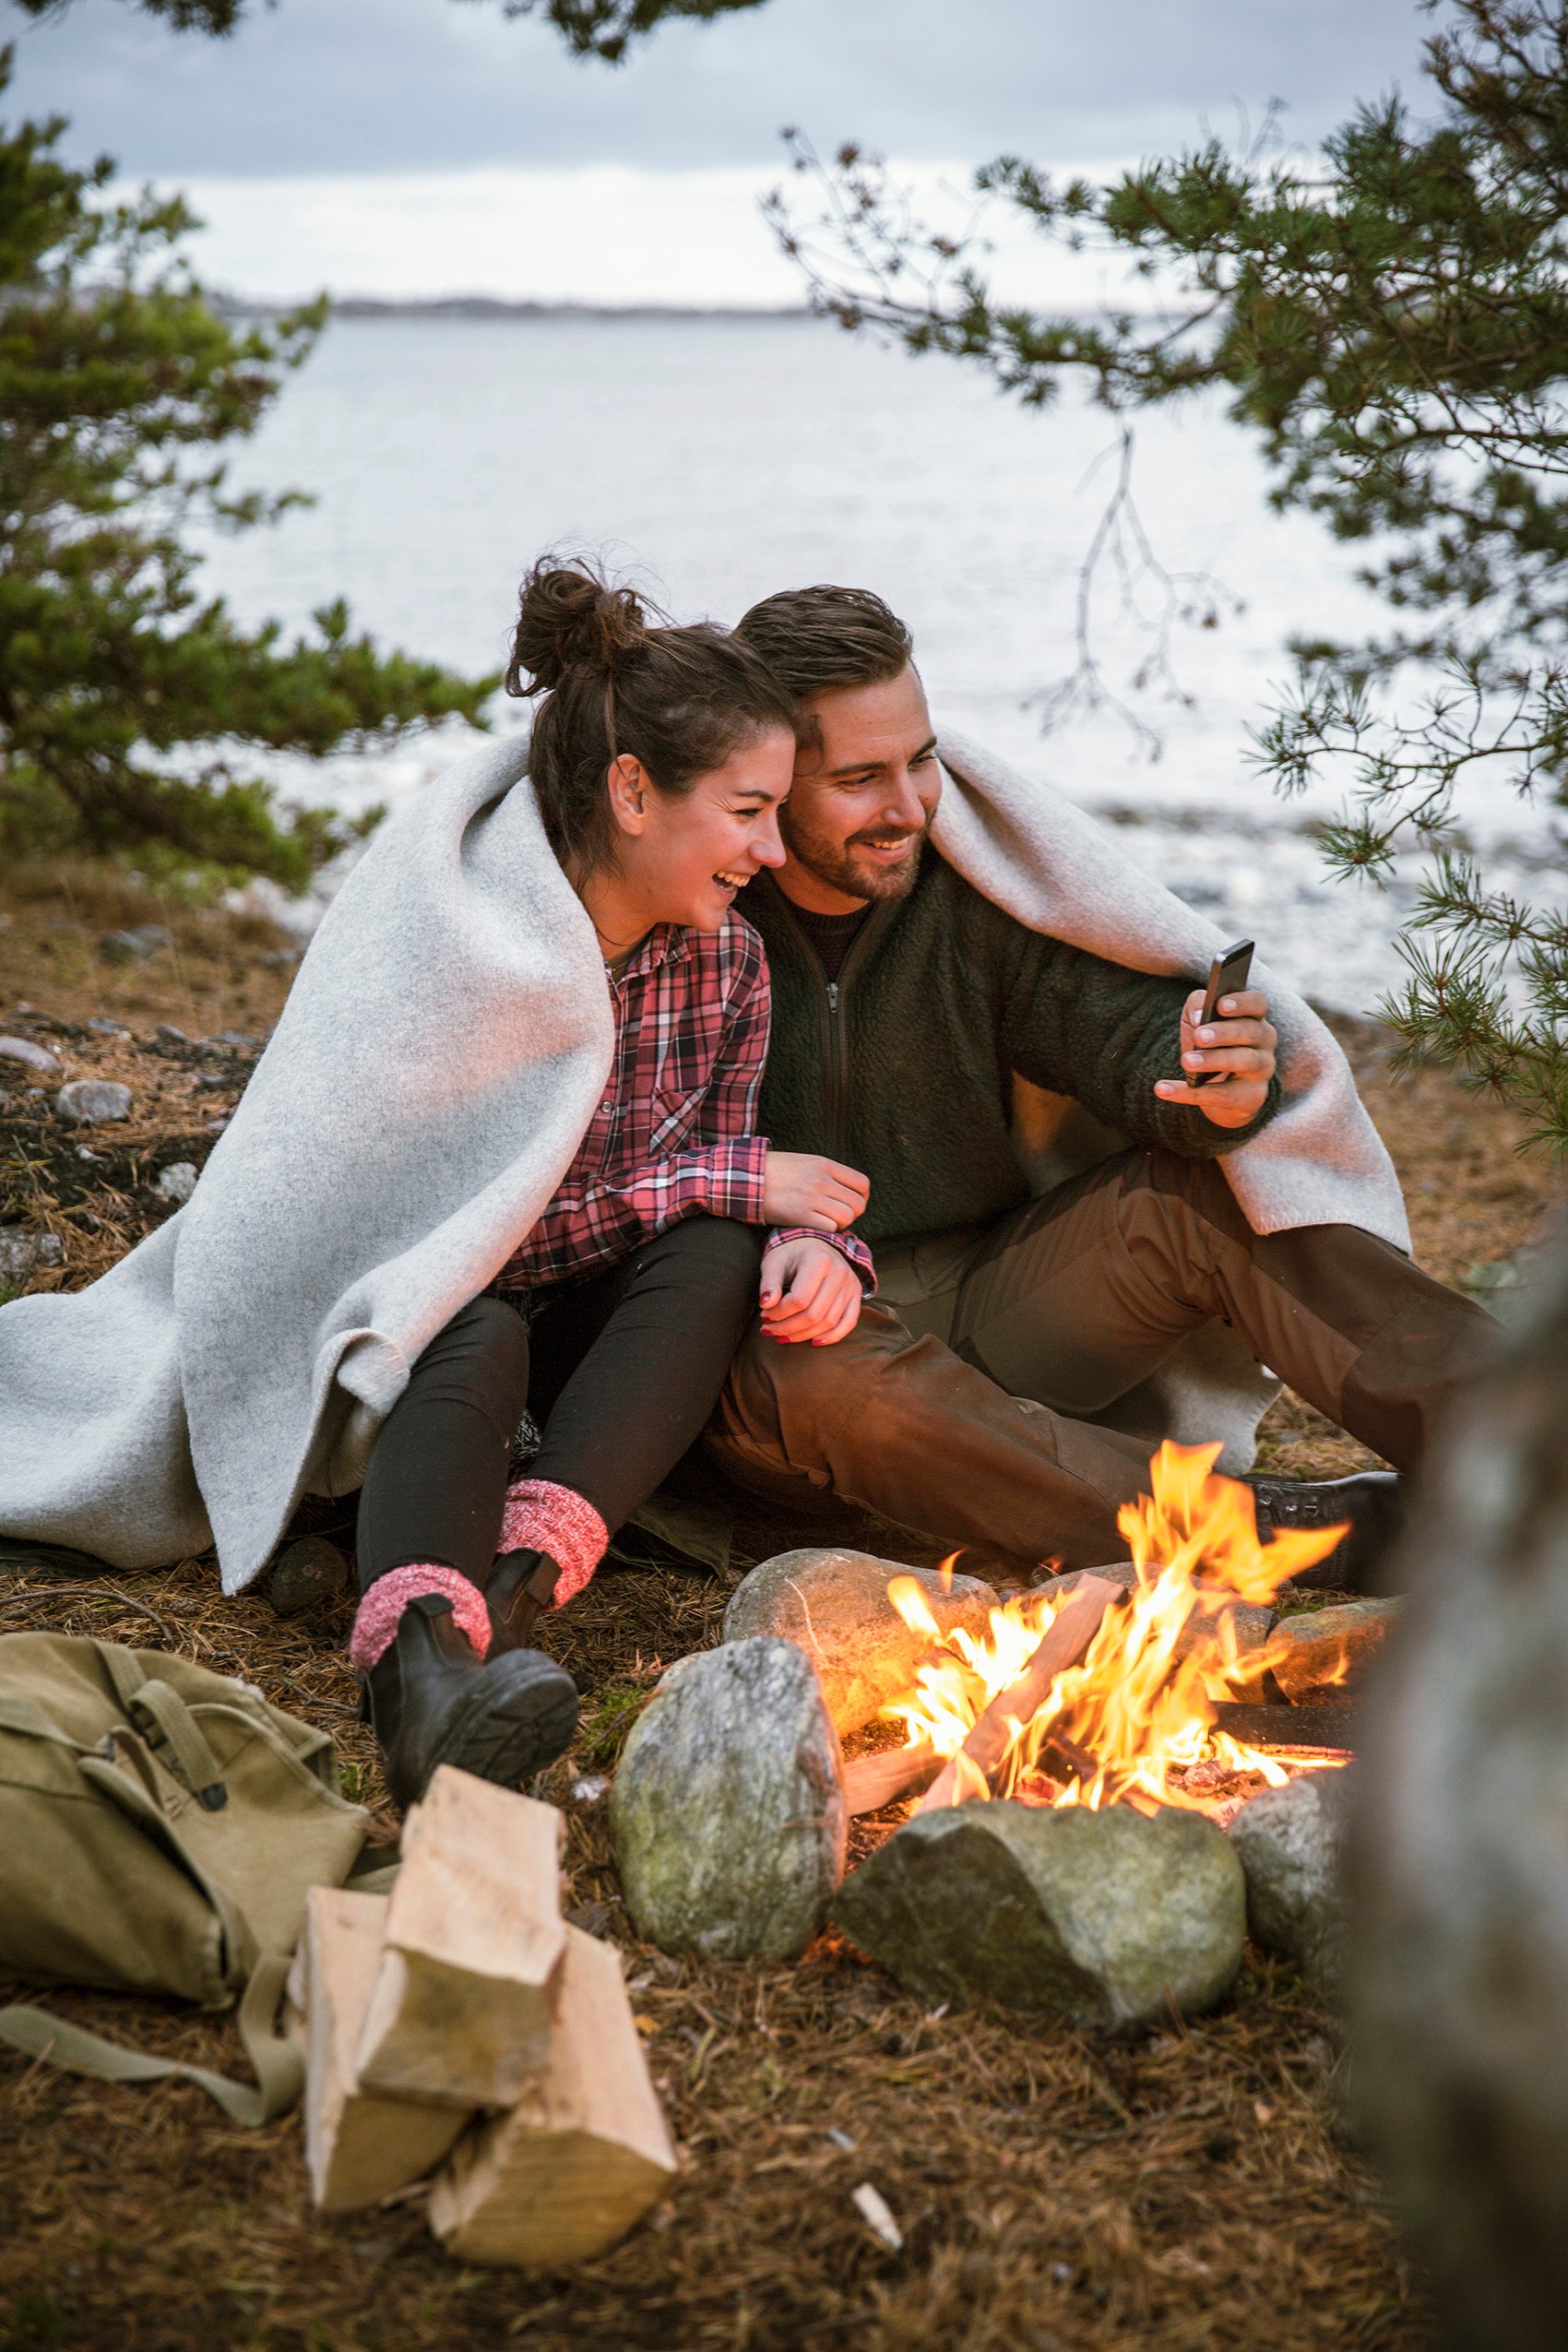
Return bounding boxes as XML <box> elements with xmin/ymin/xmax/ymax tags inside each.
<box><xmin>752</xmin><ymin>808</ymin><xmax>788</xmax><ymax>868</ymax></box>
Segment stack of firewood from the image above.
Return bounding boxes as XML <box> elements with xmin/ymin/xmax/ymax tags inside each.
<box><xmin>290</xmin><ymin>1764</ymin><xmax>676</xmax><ymax>2265</ymax></box>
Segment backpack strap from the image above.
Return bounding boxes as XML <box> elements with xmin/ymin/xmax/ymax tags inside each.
<box><xmin>0</xmin><ymin>1953</ymin><xmax>303</xmax><ymax>2128</ymax></box>
<box><xmin>122</xmin><ymin>1680</ymin><xmax>229</xmax><ymax>1812</ymax></box>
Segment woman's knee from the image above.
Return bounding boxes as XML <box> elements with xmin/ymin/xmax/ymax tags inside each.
<box><xmin>640</xmin><ymin>1215</ymin><xmax>766</xmax><ymax>1289</ymax></box>
<box><xmin>407</xmin><ymin>1293</ymin><xmax>529</xmax><ymax>1417</ymax></box>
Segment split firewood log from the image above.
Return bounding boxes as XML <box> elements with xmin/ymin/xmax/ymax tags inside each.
<box><xmin>915</xmin><ymin>1575</ymin><xmax>1122</xmax><ymax>1814</ymax></box>
<box><xmin>355</xmin><ymin>1766</ymin><xmax>565</xmax><ymax>2108</ymax></box>
<box><xmin>428</xmin><ymin>1923</ymin><xmax>677</xmax><ymax>2267</ymax></box>
<box><xmin>841</xmin><ymin>1740</ymin><xmax>941</xmax><ymax>1817</ymax></box>
<box><xmin>301</xmin><ymin>1886</ymin><xmax>470</xmax><ymax>2214</ymax></box>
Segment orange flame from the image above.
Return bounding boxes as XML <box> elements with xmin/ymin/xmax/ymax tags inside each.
<box><xmin>882</xmin><ymin>1441</ymin><xmax>1348</xmax><ymax>1814</ymax></box>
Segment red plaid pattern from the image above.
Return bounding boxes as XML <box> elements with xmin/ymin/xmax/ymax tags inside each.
<box><xmin>498</xmin><ymin>913</ymin><xmax>873</xmax><ymax>1294</ymax></box>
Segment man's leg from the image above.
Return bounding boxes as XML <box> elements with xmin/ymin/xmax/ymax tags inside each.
<box><xmin>707</xmin><ymin>1147</ymin><xmax>1499</xmax><ymax>1570</ymax></box>
<box><xmin>708</xmin><ymin>1296</ymin><xmax>1154</xmax><ymax>1571</ymax></box>
<box><xmin>948</xmin><ymin>1147</ymin><xmax>1499</xmax><ymax>1470</ymax></box>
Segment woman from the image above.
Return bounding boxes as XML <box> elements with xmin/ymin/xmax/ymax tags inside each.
<box><xmin>0</xmin><ymin>562</ymin><xmax>873</xmax><ymax>1809</ymax></box>
<box><xmin>352</xmin><ymin>562</ymin><xmax>873</xmax><ymax>1801</ymax></box>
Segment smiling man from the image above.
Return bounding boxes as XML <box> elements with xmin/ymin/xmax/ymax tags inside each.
<box><xmin>708</xmin><ymin>584</ymin><xmax>1499</xmax><ymax>1581</ymax></box>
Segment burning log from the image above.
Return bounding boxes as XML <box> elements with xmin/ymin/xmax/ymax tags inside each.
<box><xmin>842</xmin><ymin>1740</ymin><xmax>942</xmax><ymax>1817</ymax></box>
<box><xmin>1208</xmin><ymin>1700</ymin><xmax>1358</xmax><ymax>1754</ymax></box>
<box><xmin>915</xmin><ymin>1575</ymin><xmax>1123</xmax><ymax>1813</ymax></box>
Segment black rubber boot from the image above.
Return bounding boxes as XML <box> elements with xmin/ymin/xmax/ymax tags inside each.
<box><xmin>362</xmin><ymin>1591</ymin><xmax>578</xmax><ymax>1810</ymax></box>
<box><xmin>486</xmin><ymin>1548</ymin><xmax>562</xmax><ymax>1654</ymax></box>
<box><xmin>1247</xmin><ymin>1469</ymin><xmax>1406</xmax><ymax>1594</ymax></box>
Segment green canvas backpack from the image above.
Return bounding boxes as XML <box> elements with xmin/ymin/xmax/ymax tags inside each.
<box><xmin>0</xmin><ymin>1630</ymin><xmax>374</xmax><ymax>2124</ymax></box>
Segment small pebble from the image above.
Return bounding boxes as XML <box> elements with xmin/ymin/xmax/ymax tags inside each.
<box><xmin>153</xmin><ymin>1024</ymin><xmax>191</xmax><ymax>1047</ymax></box>
<box><xmin>55</xmin><ymin>1079</ymin><xmax>132</xmax><ymax>1126</ymax></box>
<box><xmin>571</xmin><ymin>1774</ymin><xmax>609</xmax><ymax>1805</ymax></box>
<box><xmin>267</xmin><ymin>1535</ymin><xmax>350</xmax><ymax>1617</ymax></box>
<box><xmin>851</xmin><ymin>2182</ymin><xmax>903</xmax><ymax>2252</ymax></box>
<box><xmin>0</xmin><ymin>1036</ymin><xmax>62</xmax><ymax>1079</ymax></box>
<box><xmin>0</xmin><ymin>1228</ymin><xmax>65</xmax><ymax>1279</ymax></box>
<box><xmin>86</xmin><ymin>1017</ymin><xmax>128</xmax><ymax>1037</ymax></box>
<box><xmin>154</xmin><ymin>1161</ymin><xmax>199</xmax><ymax>1205</ymax></box>
<box><xmin>97</xmin><ymin>925</ymin><xmax>171</xmax><ymax>965</ymax></box>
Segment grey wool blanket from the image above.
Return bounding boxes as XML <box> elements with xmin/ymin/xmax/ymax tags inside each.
<box><xmin>0</xmin><ymin>728</ymin><xmax>1407</xmax><ymax>1591</ymax></box>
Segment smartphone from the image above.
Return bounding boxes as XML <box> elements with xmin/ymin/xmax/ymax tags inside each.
<box><xmin>1191</xmin><ymin>938</ymin><xmax>1254</xmax><ymax>1087</ymax></box>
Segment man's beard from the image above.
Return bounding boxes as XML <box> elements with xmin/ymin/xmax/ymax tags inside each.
<box><xmin>778</xmin><ymin>806</ymin><xmax>931</xmax><ymax>903</ymax></box>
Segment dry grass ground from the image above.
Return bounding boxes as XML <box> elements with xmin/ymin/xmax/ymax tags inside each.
<box><xmin>0</xmin><ymin>862</ymin><xmax>1560</xmax><ymax>2352</ymax></box>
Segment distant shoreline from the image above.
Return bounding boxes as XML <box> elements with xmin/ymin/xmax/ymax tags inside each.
<box><xmin>210</xmin><ymin>291</ymin><xmax>816</xmax><ymax>323</ymax></box>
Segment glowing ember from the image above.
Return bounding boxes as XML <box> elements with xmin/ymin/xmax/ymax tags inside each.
<box><xmin>880</xmin><ymin>1441</ymin><xmax>1350</xmax><ymax>1816</ymax></box>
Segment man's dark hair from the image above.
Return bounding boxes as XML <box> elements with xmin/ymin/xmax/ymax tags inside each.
<box><xmin>733</xmin><ymin>585</ymin><xmax>913</xmax><ymax>707</ymax></box>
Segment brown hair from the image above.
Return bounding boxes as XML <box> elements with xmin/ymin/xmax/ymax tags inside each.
<box><xmin>733</xmin><ymin>585</ymin><xmax>914</xmax><ymax>714</ymax></box>
<box><xmin>505</xmin><ymin>559</ymin><xmax>797</xmax><ymax>877</ymax></box>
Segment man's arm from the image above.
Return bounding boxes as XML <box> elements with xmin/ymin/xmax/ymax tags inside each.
<box><xmin>1001</xmin><ymin>934</ymin><xmax>1282</xmax><ymax>1157</ymax></box>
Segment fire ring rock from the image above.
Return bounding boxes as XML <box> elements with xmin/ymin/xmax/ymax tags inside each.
<box><xmin>833</xmin><ymin>1801</ymin><xmax>1246</xmax><ymax>2029</ymax></box>
<box><xmin>721</xmin><ymin>1549</ymin><xmax>996</xmax><ymax>1738</ymax></box>
<box><xmin>1269</xmin><ymin>1599</ymin><xmax>1400</xmax><ymax>1702</ymax></box>
<box><xmin>610</xmin><ymin>1637</ymin><xmax>846</xmax><ymax>1961</ymax></box>
<box><xmin>1228</xmin><ymin>1766</ymin><xmax>1355</xmax><ymax>1991</ymax></box>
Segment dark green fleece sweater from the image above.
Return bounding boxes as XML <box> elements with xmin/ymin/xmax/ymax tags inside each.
<box><xmin>740</xmin><ymin>851</ymin><xmax>1281</xmax><ymax>1251</ymax></box>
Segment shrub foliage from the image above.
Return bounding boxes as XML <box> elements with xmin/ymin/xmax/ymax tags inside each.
<box><xmin>0</xmin><ymin>57</ymin><xmax>493</xmax><ymax>885</ymax></box>
<box><xmin>771</xmin><ymin>1</ymin><xmax>1568</xmax><ymax>1146</ymax></box>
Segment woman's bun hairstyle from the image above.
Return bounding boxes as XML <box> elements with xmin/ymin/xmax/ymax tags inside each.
<box><xmin>505</xmin><ymin>554</ymin><xmax>797</xmax><ymax>881</ymax></box>
<box><xmin>505</xmin><ymin>561</ymin><xmax>650</xmax><ymax>698</ymax></box>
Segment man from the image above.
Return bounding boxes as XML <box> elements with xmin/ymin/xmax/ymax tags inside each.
<box><xmin>706</xmin><ymin>586</ymin><xmax>1498</xmax><ymax>1581</ymax></box>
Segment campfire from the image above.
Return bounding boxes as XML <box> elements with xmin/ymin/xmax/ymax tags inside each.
<box><xmin>845</xmin><ymin>1442</ymin><xmax>1353</xmax><ymax>1826</ymax></box>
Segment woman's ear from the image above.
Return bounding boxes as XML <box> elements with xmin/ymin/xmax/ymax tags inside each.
<box><xmin>605</xmin><ymin>753</ymin><xmax>649</xmax><ymax>838</ymax></box>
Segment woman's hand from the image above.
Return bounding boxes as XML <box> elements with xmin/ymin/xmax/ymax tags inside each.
<box><xmin>1154</xmin><ymin>988</ymin><xmax>1278</xmax><ymax>1129</ymax></box>
<box><xmin>761</xmin><ymin>1149</ymin><xmax>871</xmax><ymax>1233</ymax></box>
<box><xmin>760</xmin><ymin>1237</ymin><xmax>864</xmax><ymax>1347</ymax></box>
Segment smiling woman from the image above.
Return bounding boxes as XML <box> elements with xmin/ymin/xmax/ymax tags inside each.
<box><xmin>0</xmin><ymin>553</ymin><xmax>879</xmax><ymax>1813</ymax></box>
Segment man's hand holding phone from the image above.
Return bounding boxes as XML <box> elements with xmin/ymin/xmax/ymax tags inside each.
<box><xmin>1154</xmin><ymin>939</ymin><xmax>1277</xmax><ymax>1129</ymax></box>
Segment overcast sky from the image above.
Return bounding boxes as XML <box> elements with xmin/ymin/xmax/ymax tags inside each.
<box><xmin>10</xmin><ymin>0</ymin><xmax>1437</xmax><ymax>303</ymax></box>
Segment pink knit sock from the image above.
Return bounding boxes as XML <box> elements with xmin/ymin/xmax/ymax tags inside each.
<box><xmin>349</xmin><ymin>1562</ymin><xmax>493</xmax><ymax>1671</ymax></box>
<box><xmin>497</xmin><ymin>1479</ymin><xmax>608</xmax><ymax>1609</ymax></box>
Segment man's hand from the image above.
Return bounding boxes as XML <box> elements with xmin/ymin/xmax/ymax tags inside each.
<box><xmin>1154</xmin><ymin>987</ymin><xmax>1278</xmax><ymax>1129</ymax></box>
<box><xmin>759</xmin><ymin>1236</ymin><xmax>864</xmax><ymax>1346</ymax></box>
<box><xmin>762</xmin><ymin>1149</ymin><xmax>871</xmax><ymax>1232</ymax></box>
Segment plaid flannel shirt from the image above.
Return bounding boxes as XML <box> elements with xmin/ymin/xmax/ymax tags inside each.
<box><xmin>497</xmin><ymin>913</ymin><xmax>875</xmax><ymax>1295</ymax></box>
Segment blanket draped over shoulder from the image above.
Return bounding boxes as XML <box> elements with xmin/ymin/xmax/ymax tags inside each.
<box><xmin>0</xmin><ymin>729</ymin><xmax>1408</xmax><ymax>1591</ymax></box>
<box><xmin>0</xmin><ymin>738</ymin><xmax>612</xmax><ymax>1589</ymax></box>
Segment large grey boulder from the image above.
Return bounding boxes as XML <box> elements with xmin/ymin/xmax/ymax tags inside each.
<box><xmin>1229</xmin><ymin>1766</ymin><xmax>1353</xmax><ymax>1990</ymax></box>
<box><xmin>610</xmin><ymin>1636</ymin><xmax>846</xmax><ymax>1961</ymax></box>
<box><xmin>833</xmin><ymin>1800</ymin><xmax>1245</xmax><ymax>2029</ymax></box>
<box><xmin>1270</xmin><ymin>1598</ymin><xmax>1399</xmax><ymax>1701</ymax></box>
<box><xmin>722</xmin><ymin>1548</ymin><xmax>995</xmax><ymax>1737</ymax></box>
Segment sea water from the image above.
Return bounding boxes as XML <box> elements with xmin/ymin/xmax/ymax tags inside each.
<box><xmin>197</xmin><ymin>313</ymin><xmax>1560</xmax><ymax>1012</ymax></box>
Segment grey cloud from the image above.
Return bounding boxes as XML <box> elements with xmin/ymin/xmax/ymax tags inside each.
<box><xmin>9</xmin><ymin>0</ymin><xmax>1432</xmax><ymax>177</ymax></box>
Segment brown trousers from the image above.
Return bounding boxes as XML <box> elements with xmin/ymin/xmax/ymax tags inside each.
<box><xmin>707</xmin><ymin>1147</ymin><xmax>1499</xmax><ymax>1570</ymax></box>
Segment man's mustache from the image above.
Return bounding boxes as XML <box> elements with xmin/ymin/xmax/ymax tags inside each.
<box><xmin>847</xmin><ymin>824</ymin><xmax>927</xmax><ymax>849</ymax></box>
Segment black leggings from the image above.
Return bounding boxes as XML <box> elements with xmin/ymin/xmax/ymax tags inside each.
<box><xmin>355</xmin><ymin>1215</ymin><xmax>763</xmax><ymax>1594</ymax></box>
